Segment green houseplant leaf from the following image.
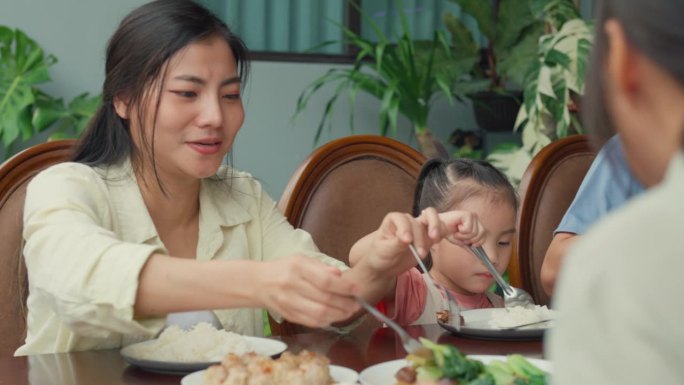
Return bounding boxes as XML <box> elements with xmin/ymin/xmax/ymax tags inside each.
<box><xmin>0</xmin><ymin>26</ymin><xmax>56</xmax><ymax>150</ymax></box>
<box><xmin>0</xmin><ymin>26</ymin><xmax>101</xmax><ymax>157</ymax></box>
<box><xmin>488</xmin><ymin>15</ymin><xmax>593</xmax><ymax>184</ymax></box>
<box><xmin>452</xmin><ymin>0</ymin><xmax>494</xmax><ymax>39</ymax></box>
<box><xmin>445</xmin><ymin>0</ymin><xmax>566</xmax><ymax>91</ymax></box>
<box><xmin>442</xmin><ymin>0</ymin><xmax>567</xmax><ymax>140</ymax></box>
<box><xmin>293</xmin><ymin>0</ymin><xmax>466</xmax><ymax>159</ymax></box>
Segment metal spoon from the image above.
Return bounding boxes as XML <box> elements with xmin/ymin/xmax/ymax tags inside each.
<box><xmin>500</xmin><ymin>318</ymin><xmax>553</xmax><ymax>330</ymax></box>
<box><xmin>408</xmin><ymin>244</ymin><xmax>461</xmax><ymax>330</ymax></box>
<box><xmin>354</xmin><ymin>295</ymin><xmax>423</xmax><ymax>353</ymax></box>
<box><xmin>469</xmin><ymin>246</ymin><xmax>535</xmax><ymax>309</ymax></box>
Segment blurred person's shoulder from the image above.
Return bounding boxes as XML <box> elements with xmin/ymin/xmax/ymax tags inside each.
<box><xmin>565</xmin><ymin>152</ymin><xmax>684</xmax><ymax>287</ymax></box>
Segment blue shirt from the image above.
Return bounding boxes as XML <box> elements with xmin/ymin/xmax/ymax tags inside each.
<box><xmin>555</xmin><ymin>135</ymin><xmax>644</xmax><ymax>235</ymax></box>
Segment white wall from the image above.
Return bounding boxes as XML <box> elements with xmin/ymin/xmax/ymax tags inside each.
<box><xmin>239</xmin><ymin>60</ymin><xmax>477</xmax><ymax>197</ymax></box>
<box><xmin>1</xmin><ymin>0</ymin><xmax>479</xmax><ymax>198</ymax></box>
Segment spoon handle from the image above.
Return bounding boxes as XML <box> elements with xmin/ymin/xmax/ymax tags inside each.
<box><xmin>470</xmin><ymin>246</ymin><xmax>511</xmax><ymax>294</ymax></box>
<box><xmin>501</xmin><ymin>318</ymin><xmax>552</xmax><ymax>330</ymax></box>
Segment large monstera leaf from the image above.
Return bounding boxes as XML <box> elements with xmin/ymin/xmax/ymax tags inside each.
<box><xmin>0</xmin><ymin>26</ymin><xmax>56</xmax><ymax>149</ymax></box>
<box><xmin>0</xmin><ymin>26</ymin><xmax>100</xmax><ymax>157</ymax></box>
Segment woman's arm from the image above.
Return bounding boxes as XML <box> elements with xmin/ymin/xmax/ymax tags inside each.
<box><xmin>134</xmin><ymin>253</ymin><xmax>361</xmax><ymax>328</ymax></box>
<box><xmin>24</xmin><ymin>165</ymin><xmax>361</xmax><ymax>331</ymax></box>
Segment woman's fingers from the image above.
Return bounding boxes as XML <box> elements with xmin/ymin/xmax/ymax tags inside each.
<box><xmin>276</xmin><ymin>291</ymin><xmax>357</xmax><ymax>327</ymax></box>
<box><xmin>270</xmin><ymin>292</ymin><xmax>354</xmax><ymax>327</ymax></box>
<box><xmin>260</xmin><ymin>255</ymin><xmax>360</xmax><ymax>327</ymax></box>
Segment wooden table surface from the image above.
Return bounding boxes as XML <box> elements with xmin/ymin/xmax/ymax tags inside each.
<box><xmin>0</xmin><ymin>324</ymin><xmax>544</xmax><ymax>385</ymax></box>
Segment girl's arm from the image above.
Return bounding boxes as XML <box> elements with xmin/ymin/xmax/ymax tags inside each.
<box><xmin>346</xmin><ymin>208</ymin><xmax>485</xmax><ymax>304</ymax></box>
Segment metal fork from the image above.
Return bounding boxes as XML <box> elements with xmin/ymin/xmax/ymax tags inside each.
<box><xmin>354</xmin><ymin>296</ymin><xmax>423</xmax><ymax>353</ymax></box>
<box><xmin>469</xmin><ymin>246</ymin><xmax>535</xmax><ymax>309</ymax></box>
<box><xmin>408</xmin><ymin>244</ymin><xmax>461</xmax><ymax>330</ymax></box>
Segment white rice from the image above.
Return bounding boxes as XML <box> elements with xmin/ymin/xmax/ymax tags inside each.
<box><xmin>126</xmin><ymin>322</ymin><xmax>252</xmax><ymax>362</ymax></box>
<box><xmin>488</xmin><ymin>305</ymin><xmax>556</xmax><ymax>328</ymax></box>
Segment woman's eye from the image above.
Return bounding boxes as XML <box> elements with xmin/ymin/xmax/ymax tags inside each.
<box><xmin>223</xmin><ymin>93</ymin><xmax>241</xmax><ymax>101</ymax></box>
<box><xmin>172</xmin><ymin>91</ymin><xmax>197</xmax><ymax>98</ymax></box>
<box><xmin>498</xmin><ymin>241</ymin><xmax>511</xmax><ymax>247</ymax></box>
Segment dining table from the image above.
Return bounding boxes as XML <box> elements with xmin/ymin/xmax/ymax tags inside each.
<box><xmin>0</xmin><ymin>323</ymin><xmax>544</xmax><ymax>385</ymax></box>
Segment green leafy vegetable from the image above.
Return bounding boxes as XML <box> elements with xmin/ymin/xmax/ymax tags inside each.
<box><xmin>405</xmin><ymin>339</ymin><xmax>548</xmax><ymax>385</ymax></box>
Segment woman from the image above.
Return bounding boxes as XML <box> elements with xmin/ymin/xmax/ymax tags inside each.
<box><xmin>17</xmin><ymin>0</ymin><xmax>485</xmax><ymax>355</ymax></box>
<box><xmin>548</xmin><ymin>0</ymin><xmax>684</xmax><ymax>383</ymax></box>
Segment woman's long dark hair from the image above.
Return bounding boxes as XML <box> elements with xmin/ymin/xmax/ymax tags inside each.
<box><xmin>73</xmin><ymin>0</ymin><xmax>250</xmax><ymax>175</ymax></box>
<box><xmin>583</xmin><ymin>0</ymin><xmax>684</xmax><ymax>146</ymax></box>
<box><xmin>413</xmin><ymin>158</ymin><xmax>519</xmax><ymax>270</ymax></box>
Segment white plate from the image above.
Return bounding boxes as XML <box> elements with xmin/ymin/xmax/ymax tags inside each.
<box><xmin>359</xmin><ymin>355</ymin><xmax>551</xmax><ymax>385</ymax></box>
<box><xmin>439</xmin><ymin>308</ymin><xmax>551</xmax><ymax>340</ymax></box>
<box><xmin>181</xmin><ymin>364</ymin><xmax>359</xmax><ymax>385</ymax></box>
<box><xmin>358</xmin><ymin>359</ymin><xmax>407</xmax><ymax>385</ymax></box>
<box><xmin>120</xmin><ymin>336</ymin><xmax>287</xmax><ymax>375</ymax></box>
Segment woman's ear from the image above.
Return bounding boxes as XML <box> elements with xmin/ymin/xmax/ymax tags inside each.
<box><xmin>605</xmin><ymin>19</ymin><xmax>640</xmax><ymax>100</ymax></box>
<box><xmin>113</xmin><ymin>96</ymin><xmax>130</xmax><ymax>119</ymax></box>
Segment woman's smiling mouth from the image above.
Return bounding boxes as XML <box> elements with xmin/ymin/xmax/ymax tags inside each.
<box><xmin>187</xmin><ymin>140</ymin><xmax>222</xmax><ymax>155</ymax></box>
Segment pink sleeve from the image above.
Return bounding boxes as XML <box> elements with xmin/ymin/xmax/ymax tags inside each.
<box><xmin>390</xmin><ymin>268</ymin><xmax>427</xmax><ymax>326</ymax></box>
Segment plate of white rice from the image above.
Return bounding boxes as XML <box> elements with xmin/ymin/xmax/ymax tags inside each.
<box><xmin>120</xmin><ymin>323</ymin><xmax>287</xmax><ymax>374</ymax></box>
<box><xmin>438</xmin><ymin>306</ymin><xmax>557</xmax><ymax>340</ymax></box>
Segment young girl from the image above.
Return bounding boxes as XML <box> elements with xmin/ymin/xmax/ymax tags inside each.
<box><xmin>385</xmin><ymin>158</ymin><xmax>518</xmax><ymax>326</ymax></box>
<box><xmin>16</xmin><ymin>0</ymin><xmax>484</xmax><ymax>355</ymax></box>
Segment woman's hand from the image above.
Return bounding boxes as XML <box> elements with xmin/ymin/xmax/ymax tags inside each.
<box><xmin>256</xmin><ymin>254</ymin><xmax>361</xmax><ymax>327</ymax></box>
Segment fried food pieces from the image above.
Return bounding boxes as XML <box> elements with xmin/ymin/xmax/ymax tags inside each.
<box><xmin>204</xmin><ymin>350</ymin><xmax>333</xmax><ymax>385</ymax></box>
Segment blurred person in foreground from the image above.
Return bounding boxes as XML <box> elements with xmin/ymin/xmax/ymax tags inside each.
<box><xmin>547</xmin><ymin>0</ymin><xmax>684</xmax><ymax>384</ymax></box>
<box><xmin>540</xmin><ymin>134</ymin><xmax>644</xmax><ymax>296</ymax></box>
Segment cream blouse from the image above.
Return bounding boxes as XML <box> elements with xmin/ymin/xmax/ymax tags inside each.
<box><xmin>17</xmin><ymin>160</ymin><xmax>345</xmax><ymax>355</ymax></box>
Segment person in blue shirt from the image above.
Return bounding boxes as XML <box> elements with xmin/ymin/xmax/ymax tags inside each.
<box><xmin>540</xmin><ymin>135</ymin><xmax>644</xmax><ymax>295</ymax></box>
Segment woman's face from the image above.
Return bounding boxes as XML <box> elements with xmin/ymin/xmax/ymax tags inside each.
<box><xmin>430</xmin><ymin>195</ymin><xmax>516</xmax><ymax>296</ymax></box>
<box><xmin>121</xmin><ymin>34</ymin><xmax>244</xmax><ymax>182</ymax></box>
<box><xmin>604</xmin><ymin>20</ymin><xmax>683</xmax><ymax>187</ymax></box>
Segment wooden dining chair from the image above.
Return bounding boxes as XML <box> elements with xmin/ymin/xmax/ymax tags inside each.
<box><xmin>0</xmin><ymin>140</ymin><xmax>76</xmax><ymax>356</ymax></box>
<box><xmin>508</xmin><ymin>134</ymin><xmax>596</xmax><ymax>307</ymax></box>
<box><xmin>270</xmin><ymin>135</ymin><xmax>426</xmax><ymax>336</ymax></box>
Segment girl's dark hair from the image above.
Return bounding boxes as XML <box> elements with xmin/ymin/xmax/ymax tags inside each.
<box><xmin>73</xmin><ymin>0</ymin><xmax>250</xmax><ymax>174</ymax></box>
<box><xmin>583</xmin><ymin>0</ymin><xmax>684</xmax><ymax>147</ymax></box>
<box><xmin>413</xmin><ymin>158</ymin><xmax>518</xmax><ymax>216</ymax></box>
<box><xmin>413</xmin><ymin>158</ymin><xmax>518</xmax><ymax>271</ymax></box>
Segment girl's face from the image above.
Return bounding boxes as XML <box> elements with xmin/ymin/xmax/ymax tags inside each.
<box><xmin>120</xmin><ymin>34</ymin><xmax>244</xmax><ymax>183</ymax></box>
<box><xmin>430</xmin><ymin>195</ymin><xmax>516</xmax><ymax>296</ymax></box>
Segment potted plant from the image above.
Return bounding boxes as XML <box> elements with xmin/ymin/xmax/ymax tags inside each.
<box><xmin>443</xmin><ymin>0</ymin><xmax>582</xmax><ymax>133</ymax></box>
<box><xmin>0</xmin><ymin>26</ymin><xmax>100</xmax><ymax>159</ymax></box>
<box><xmin>487</xmin><ymin>16</ymin><xmax>593</xmax><ymax>185</ymax></box>
<box><xmin>293</xmin><ymin>1</ymin><xmax>470</xmax><ymax>159</ymax></box>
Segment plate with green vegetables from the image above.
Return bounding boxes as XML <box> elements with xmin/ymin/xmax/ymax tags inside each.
<box><xmin>359</xmin><ymin>338</ymin><xmax>550</xmax><ymax>385</ymax></box>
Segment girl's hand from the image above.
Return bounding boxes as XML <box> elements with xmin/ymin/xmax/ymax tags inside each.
<box><xmin>358</xmin><ymin>209</ymin><xmax>441</xmax><ymax>277</ymax></box>
<box><xmin>357</xmin><ymin>207</ymin><xmax>486</xmax><ymax>277</ymax></box>
<box><xmin>426</xmin><ymin>209</ymin><xmax>486</xmax><ymax>247</ymax></box>
<box><xmin>256</xmin><ymin>254</ymin><xmax>361</xmax><ymax>327</ymax></box>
